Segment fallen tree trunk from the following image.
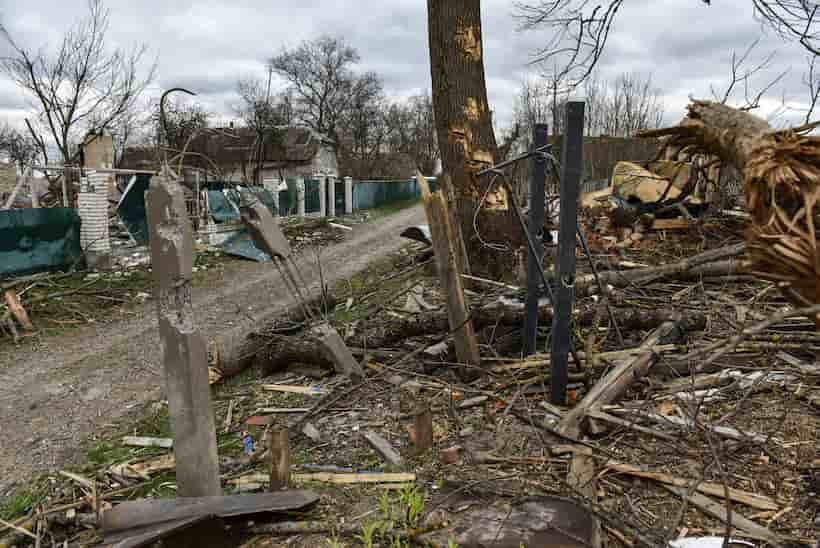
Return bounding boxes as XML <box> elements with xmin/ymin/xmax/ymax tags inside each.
<box><xmin>350</xmin><ymin>305</ymin><xmax>705</xmax><ymax>350</ymax></box>
<box><xmin>575</xmin><ymin>242</ymin><xmax>745</xmax><ymax>293</ymax></box>
<box><xmin>641</xmin><ymin>100</ymin><xmax>820</xmax><ymax>316</ymax></box>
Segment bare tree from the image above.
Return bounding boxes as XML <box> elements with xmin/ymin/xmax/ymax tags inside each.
<box><xmin>383</xmin><ymin>92</ymin><xmax>440</xmax><ymax>175</ymax></box>
<box><xmin>338</xmin><ymin>72</ymin><xmax>386</xmax><ymax>178</ymax></box>
<box><xmin>0</xmin><ymin>122</ymin><xmax>39</xmax><ymax>169</ymax></box>
<box><xmin>0</xmin><ymin>0</ymin><xmax>155</xmax><ymax>200</ymax></box>
<box><xmin>270</xmin><ymin>36</ymin><xmax>366</xmax><ymax>146</ymax></box>
<box><xmin>515</xmin><ymin>0</ymin><xmax>819</xmax><ymax>85</ymax></box>
<box><xmin>709</xmin><ymin>39</ymin><xmax>789</xmax><ymax>111</ymax></box>
<box><xmin>153</xmin><ymin>97</ymin><xmax>211</xmax><ymax>154</ymax></box>
<box><xmin>800</xmin><ymin>53</ymin><xmax>820</xmax><ymax>123</ymax></box>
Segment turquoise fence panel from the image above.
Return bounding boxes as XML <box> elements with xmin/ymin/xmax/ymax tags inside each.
<box><xmin>304</xmin><ymin>179</ymin><xmax>321</xmax><ymax>213</ymax></box>
<box><xmin>334</xmin><ymin>181</ymin><xmax>345</xmax><ymax>213</ymax></box>
<box><xmin>117</xmin><ymin>174</ymin><xmax>151</xmax><ymax>245</ymax></box>
<box><xmin>351</xmin><ymin>177</ymin><xmax>436</xmax><ymax>211</ymax></box>
<box><xmin>0</xmin><ymin>208</ymin><xmax>82</xmax><ymax>278</ymax></box>
<box><xmin>207</xmin><ymin>189</ymin><xmax>240</xmax><ymax>223</ymax></box>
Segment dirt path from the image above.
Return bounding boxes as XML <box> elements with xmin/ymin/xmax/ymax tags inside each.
<box><xmin>0</xmin><ymin>205</ymin><xmax>424</xmax><ymax>494</ymax></box>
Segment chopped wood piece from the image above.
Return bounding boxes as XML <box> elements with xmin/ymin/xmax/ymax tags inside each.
<box><xmin>414</xmin><ymin>402</ymin><xmax>433</xmax><ymax>455</ymax></box>
<box><xmin>269</xmin><ymin>427</ymin><xmax>290</xmax><ymax>491</ymax></box>
<box><xmin>362</xmin><ymin>430</ymin><xmax>403</xmax><ymax>466</ymax></box>
<box><xmin>606</xmin><ymin>462</ymin><xmax>778</xmax><ymax>511</ymax></box>
<box><xmin>4</xmin><ymin>290</ymin><xmax>33</xmax><ymax>331</ymax></box>
<box><xmin>121</xmin><ymin>436</ymin><xmax>173</xmax><ymax>449</ymax></box>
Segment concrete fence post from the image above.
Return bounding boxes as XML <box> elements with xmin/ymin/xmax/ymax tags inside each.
<box><xmin>296</xmin><ymin>176</ymin><xmax>306</xmax><ymax>217</ymax></box>
<box><xmin>145</xmin><ymin>174</ymin><xmax>221</xmax><ymax>497</ymax></box>
<box><xmin>328</xmin><ymin>175</ymin><xmax>336</xmax><ymax>217</ymax></box>
<box><xmin>316</xmin><ymin>173</ymin><xmax>326</xmax><ymax>217</ymax></box>
<box><xmin>263</xmin><ymin>177</ymin><xmax>281</xmax><ymax>216</ymax></box>
<box><xmin>344</xmin><ymin>176</ymin><xmax>353</xmax><ymax>214</ymax></box>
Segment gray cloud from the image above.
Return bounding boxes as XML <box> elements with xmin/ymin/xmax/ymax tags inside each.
<box><xmin>0</xmin><ymin>0</ymin><xmax>812</xmax><ymax>138</ymax></box>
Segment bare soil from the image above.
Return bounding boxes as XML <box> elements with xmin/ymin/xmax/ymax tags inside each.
<box><xmin>0</xmin><ymin>205</ymin><xmax>424</xmax><ymax>495</ymax></box>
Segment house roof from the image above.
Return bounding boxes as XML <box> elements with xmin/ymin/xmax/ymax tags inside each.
<box><xmin>119</xmin><ymin>126</ymin><xmax>333</xmax><ymax>174</ymax></box>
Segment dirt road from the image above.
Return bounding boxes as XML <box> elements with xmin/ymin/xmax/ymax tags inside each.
<box><xmin>0</xmin><ymin>205</ymin><xmax>424</xmax><ymax>494</ymax></box>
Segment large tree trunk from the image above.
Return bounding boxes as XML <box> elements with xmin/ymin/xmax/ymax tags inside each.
<box><xmin>642</xmin><ymin>100</ymin><xmax>820</xmax><ymax>317</ymax></box>
<box><xmin>427</xmin><ymin>0</ymin><xmax>521</xmax><ymax>276</ymax></box>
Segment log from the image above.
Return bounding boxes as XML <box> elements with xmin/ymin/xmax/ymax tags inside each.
<box><xmin>574</xmin><ymin>242</ymin><xmax>745</xmax><ymax>292</ymax></box>
<box><xmin>558</xmin><ymin>320</ymin><xmax>685</xmax><ymax>438</ymax></box>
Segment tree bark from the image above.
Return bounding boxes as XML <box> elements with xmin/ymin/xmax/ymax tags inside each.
<box><xmin>641</xmin><ymin>100</ymin><xmax>820</xmax><ymax>316</ymax></box>
<box><xmin>427</xmin><ymin>0</ymin><xmax>521</xmax><ymax>276</ymax></box>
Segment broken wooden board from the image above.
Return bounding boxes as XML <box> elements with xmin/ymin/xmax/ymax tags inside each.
<box><xmin>109</xmin><ymin>454</ymin><xmax>176</xmax><ymax>480</ymax></box>
<box><xmin>650</xmin><ymin>218</ymin><xmax>693</xmax><ymax>231</ymax></box>
<box><xmin>606</xmin><ymin>462</ymin><xmax>778</xmax><ymax>511</ymax></box>
<box><xmin>103</xmin><ymin>515</ymin><xmax>229</xmax><ymax>548</ymax></box>
<box><xmin>101</xmin><ymin>491</ymin><xmax>319</xmax><ymax>533</ymax></box>
<box><xmin>362</xmin><ymin>430</ymin><xmax>403</xmax><ymax>466</ymax></box>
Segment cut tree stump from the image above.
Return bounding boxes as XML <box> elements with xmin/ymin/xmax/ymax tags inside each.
<box><xmin>641</xmin><ymin>100</ymin><xmax>820</xmax><ymax>318</ymax></box>
<box><xmin>417</xmin><ymin>172</ymin><xmax>481</xmax><ymax>378</ymax></box>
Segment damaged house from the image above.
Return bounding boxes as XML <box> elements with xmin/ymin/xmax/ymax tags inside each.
<box><xmin>119</xmin><ymin>126</ymin><xmax>338</xmax><ymax>184</ymax></box>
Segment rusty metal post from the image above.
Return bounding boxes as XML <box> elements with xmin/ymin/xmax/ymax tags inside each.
<box><xmin>550</xmin><ymin>102</ymin><xmax>585</xmax><ymax>405</ymax></box>
<box><xmin>145</xmin><ymin>174</ymin><xmax>221</xmax><ymax>497</ymax></box>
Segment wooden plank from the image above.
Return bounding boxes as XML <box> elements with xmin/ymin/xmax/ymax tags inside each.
<box><xmin>417</xmin><ymin>172</ymin><xmax>480</xmax><ymax>376</ymax></box>
<box><xmin>261</xmin><ymin>384</ymin><xmax>326</xmax><ymax>396</ymax></box>
<box><xmin>293</xmin><ymin>473</ymin><xmax>415</xmax><ymax>484</ymax></box>
<box><xmin>663</xmin><ymin>486</ymin><xmax>783</xmax><ymax>545</ymax></box>
<box><xmin>606</xmin><ymin>462</ymin><xmax>778</xmax><ymax>511</ymax></box>
<box><xmin>101</xmin><ymin>491</ymin><xmax>320</xmax><ymax>533</ymax></box>
<box><xmin>362</xmin><ymin>430</ymin><xmax>403</xmax><ymax>466</ymax></box>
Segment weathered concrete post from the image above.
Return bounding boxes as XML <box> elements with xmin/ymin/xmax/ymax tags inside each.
<box><xmin>316</xmin><ymin>174</ymin><xmax>327</xmax><ymax>217</ymax></box>
<box><xmin>327</xmin><ymin>175</ymin><xmax>337</xmax><ymax>217</ymax></box>
<box><xmin>344</xmin><ymin>176</ymin><xmax>353</xmax><ymax>214</ymax></box>
<box><xmin>296</xmin><ymin>177</ymin><xmax>306</xmax><ymax>217</ymax></box>
<box><xmin>145</xmin><ymin>174</ymin><xmax>221</xmax><ymax>498</ymax></box>
<box><xmin>78</xmin><ymin>172</ymin><xmax>112</xmax><ymax>270</ymax></box>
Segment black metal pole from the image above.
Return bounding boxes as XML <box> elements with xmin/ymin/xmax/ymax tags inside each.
<box><xmin>550</xmin><ymin>101</ymin><xmax>584</xmax><ymax>405</ymax></box>
<box><xmin>523</xmin><ymin>124</ymin><xmax>548</xmax><ymax>356</ymax></box>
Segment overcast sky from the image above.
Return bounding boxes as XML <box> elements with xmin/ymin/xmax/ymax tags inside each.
<box><xmin>0</xmin><ymin>0</ymin><xmax>815</xmax><ymax>136</ymax></box>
